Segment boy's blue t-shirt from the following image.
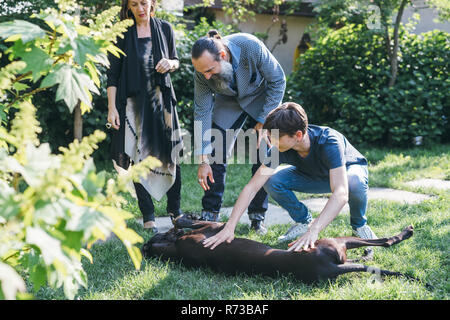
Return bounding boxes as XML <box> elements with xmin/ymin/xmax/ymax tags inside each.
<box><xmin>264</xmin><ymin>125</ymin><xmax>367</xmax><ymax>180</ymax></box>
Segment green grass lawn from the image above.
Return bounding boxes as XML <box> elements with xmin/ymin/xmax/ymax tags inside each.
<box><xmin>33</xmin><ymin>145</ymin><xmax>449</xmax><ymax>300</ymax></box>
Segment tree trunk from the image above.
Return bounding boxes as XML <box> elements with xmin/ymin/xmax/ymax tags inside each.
<box><xmin>73</xmin><ymin>101</ymin><xmax>83</xmax><ymax>141</ymax></box>
<box><xmin>375</xmin><ymin>0</ymin><xmax>409</xmax><ymax>87</ymax></box>
<box><xmin>388</xmin><ymin>0</ymin><xmax>408</xmax><ymax>87</ymax></box>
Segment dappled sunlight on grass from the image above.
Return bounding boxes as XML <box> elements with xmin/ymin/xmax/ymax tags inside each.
<box><xmin>364</xmin><ymin>145</ymin><xmax>450</xmax><ymax>191</ymax></box>
<box><xmin>32</xmin><ymin>146</ymin><xmax>449</xmax><ymax>300</ymax></box>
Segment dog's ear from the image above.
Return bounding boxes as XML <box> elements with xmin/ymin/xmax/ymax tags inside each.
<box><xmin>147</xmin><ymin>232</ymin><xmax>167</xmax><ymax>244</ymax></box>
<box><xmin>165</xmin><ymin>229</ymin><xmax>184</xmax><ymax>242</ymax></box>
<box><xmin>141</xmin><ymin>241</ymin><xmax>152</xmax><ymax>258</ymax></box>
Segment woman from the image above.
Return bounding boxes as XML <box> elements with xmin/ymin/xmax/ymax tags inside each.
<box><xmin>106</xmin><ymin>0</ymin><xmax>183</xmax><ymax>232</ymax></box>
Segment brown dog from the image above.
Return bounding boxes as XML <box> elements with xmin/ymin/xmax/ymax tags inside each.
<box><xmin>142</xmin><ymin>215</ymin><xmax>417</xmax><ymax>284</ymax></box>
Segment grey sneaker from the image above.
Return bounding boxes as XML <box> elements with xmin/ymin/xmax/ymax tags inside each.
<box><xmin>278</xmin><ymin>222</ymin><xmax>309</xmax><ymax>243</ymax></box>
<box><xmin>353</xmin><ymin>225</ymin><xmax>378</xmax><ymax>239</ymax></box>
<box><xmin>353</xmin><ymin>225</ymin><xmax>377</xmax><ymax>259</ymax></box>
<box><xmin>250</xmin><ymin>220</ymin><xmax>267</xmax><ymax>235</ymax></box>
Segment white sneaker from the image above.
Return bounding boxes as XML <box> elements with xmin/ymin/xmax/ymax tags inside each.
<box><xmin>353</xmin><ymin>225</ymin><xmax>378</xmax><ymax>239</ymax></box>
<box><xmin>278</xmin><ymin>223</ymin><xmax>309</xmax><ymax>243</ymax></box>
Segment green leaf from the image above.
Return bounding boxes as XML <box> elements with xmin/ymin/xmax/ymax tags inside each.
<box><xmin>34</xmin><ymin>198</ymin><xmax>71</xmax><ymax>225</ymax></box>
<box><xmin>71</xmin><ymin>158</ymin><xmax>105</xmax><ymax>199</ymax></box>
<box><xmin>126</xmin><ymin>245</ymin><xmax>143</xmax><ymax>271</ymax></box>
<box><xmin>34</xmin><ymin>12</ymin><xmax>77</xmax><ymax>40</ymax></box>
<box><xmin>24</xmin><ymin>143</ymin><xmax>59</xmax><ymax>187</ymax></box>
<box><xmin>61</xmin><ymin>231</ymin><xmax>84</xmax><ymax>252</ymax></box>
<box><xmin>1</xmin><ymin>143</ymin><xmax>59</xmax><ymax>188</ymax></box>
<box><xmin>9</xmin><ymin>40</ymin><xmax>53</xmax><ymax>83</ymax></box>
<box><xmin>12</xmin><ymin>82</ymin><xmax>30</xmax><ymax>92</ymax></box>
<box><xmin>29</xmin><ymin>263</ymin><xmax>47</xmax><ymax>293</ymax></box>
<box><xmin>85</xmin><ymin>61</ymin><xmax>100</xmax><ymax>87</ymax></box>
<box><xmin>0</xmin><ymin>104</ymin><xmax>7</xmax><ymax>124</ymax></box>
<box><xmin>99</xmin><ymin>205</ymin><xmax>135</xmax><ymax>222</ymax></box>
<box><xmin>0</xmin><ymin>166</ymin><xmax>15</xmax><ymax>197</ymax></box>
<box><xmin>40</xmin><ymin>64</ymin><xmax>99</xmax><ymax>112</ymax></box>
<box><xmin>0</xmin><ymin>20</ymin><xmax>46</xmax><ymax>44</ymax></box>
<box><xmin>65</xmin><ymin>205</ymin><xmax>114</xmax><ymax>241</ymax></box>
<box><xmin>80</xmin><ymin>248</ymin><xmax>93</xmax><ymax>264</ymax></box>
<box><xmin>58</xmin><ymin>36</ymin><xmax>103</xmax><ymax>67</ymax></box>
<box><xmin>26</xmin><ymin>227</ymin><xmax>68</xmax><ymax>267</ymax></box>
<box><xmin>0</xmin><ymin>192</ymin><xmax>20</xmax><ymax>220</ymax></box>
<box><xmin>0</xmin><ymin>262</ymin><xmax>27</xmax><ymax>300</ymax></box>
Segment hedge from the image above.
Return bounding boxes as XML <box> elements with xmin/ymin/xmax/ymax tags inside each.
<box><xmin>285</xmin><ymin>24</ymin><xmax>449</xmax><ymax>146</ymax></box>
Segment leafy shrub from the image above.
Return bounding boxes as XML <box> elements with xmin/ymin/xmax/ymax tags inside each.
<box><xmin>0</xmin><ymin>1</ymin><xmax>160</xmax><ymax>300</ymax></box>
<box><xmin>286</xmin><ymin>24</ymin><xmax>450</xmax><ymax>146</ymax></box>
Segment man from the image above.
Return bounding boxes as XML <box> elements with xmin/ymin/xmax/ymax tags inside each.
<box><xmin>191</xmin><ymin>30</ymin><xmax>286</xmax><ymax>234</ymax></box>
<box><xmin>203</xmin><ymin>102</ymin><xmax>377</xmax><ymax>252</ymax></box>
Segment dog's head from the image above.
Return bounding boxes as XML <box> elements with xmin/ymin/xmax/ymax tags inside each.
<box><xmin>141</xmin><ymin>228</ymin><xmax>185</xmax><ymax>259</ymax></box>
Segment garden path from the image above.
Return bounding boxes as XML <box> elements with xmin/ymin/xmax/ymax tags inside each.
<box><xmin>147</xmin><ymin>179</ymin><xmax>445</xmax><ymax>233</ymax></box>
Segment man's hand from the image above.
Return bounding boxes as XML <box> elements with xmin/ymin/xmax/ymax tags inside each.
<box><xmin>198</xmin><ymin>163</ymin><xmax>214</xmax><ymax>191</ymax></box>
<box><xmin>287</xmin><ymin>229</ymin><xmax>319</xmax><ymax>252</ymax></box>
<box><xmin>203</xmin><ymin>225</ymin><xmax>235</xmax><ymax>250</ymax></box>
<box><xmin>254</xmin><ymin>122</ymin><xmax>271</xmax><ymax>149</ymax></box>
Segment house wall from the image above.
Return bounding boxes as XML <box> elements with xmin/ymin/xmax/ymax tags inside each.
<box><xmin>402</xmin><ymin>5</ymin><xmax>450</xmax><ymax>34</ymax></box>
<box><xmin>213</xmin><ymin>10</ymin><xmax>316</xmax><ymax>75</ymax></box>
<box><xmin>206</xmin><ymin>2</ymin><xmax>449</xmax><ymax>75</ymax></box>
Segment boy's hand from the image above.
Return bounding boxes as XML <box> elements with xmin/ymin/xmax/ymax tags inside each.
<box><xmin>287</xmin><ymin>229</ymin><xmax>319</xmax><ymax>252</ymax></box>
<box><xmin>203</xmin><ymin>226</ymin><xmax>235</xmax><ymax>250</ymax></box>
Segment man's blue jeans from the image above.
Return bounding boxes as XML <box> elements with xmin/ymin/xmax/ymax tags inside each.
<box><xmin>263</xmin><ymin>164</ymin><xmax>369</xmax><ymax>229</ymax></box>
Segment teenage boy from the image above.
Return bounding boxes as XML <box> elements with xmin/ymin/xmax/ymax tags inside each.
<box><xmin>203</xmin><ymin>102</ymin><xmax>377</xmax><ymax>252</ymax></box>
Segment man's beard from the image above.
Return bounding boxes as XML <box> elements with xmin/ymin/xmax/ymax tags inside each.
<box><xmin>211</xmin><ymin>59</ymin><xmax>234</xmax><ymax>90</ymax></box>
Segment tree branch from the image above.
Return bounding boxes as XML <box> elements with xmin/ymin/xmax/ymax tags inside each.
<box><xmin>6</xmin><ymin>87</ymin><xmax>49</xmax><ymax>109</ymax></box>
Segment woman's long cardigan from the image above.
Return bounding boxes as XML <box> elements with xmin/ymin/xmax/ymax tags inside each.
<box><xmin>106</xmin><ymin>18</ymin><xmax>179</xmax><ymax>166</ymax></box>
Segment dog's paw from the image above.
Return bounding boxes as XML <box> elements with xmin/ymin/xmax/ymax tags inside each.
<box><xmin>402</xmin><ymin>225</ymin><xmax>414</xmax><ymax>239</ymax></box>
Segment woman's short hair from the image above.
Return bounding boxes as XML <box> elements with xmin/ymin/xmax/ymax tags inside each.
<box><xmin>191</xmin><ymin>29</ymin><xmax>224</xmax><ymax>61</ymax></box>
<box><xmin>263</xmin><ymin>102</ymin><xmax>308</xmax><ymax>137</ymax></box>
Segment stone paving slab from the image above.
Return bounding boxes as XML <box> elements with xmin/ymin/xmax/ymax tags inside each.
<box><xmin>368</xmin><ymin>187</ymin><xmax>432</xmax><ymax>204</ymax></box>
<box><xmin>218</xmin><ymin>187</ymin><xmax>433</xmax><ymax>227</ymax></box>
<box><xmin>404</xmin><ymin>178</ymin><xmax>450</xmax><ymax>190</ymax></box>
<box><xmin>143</xmin><ymin>187</ymin><xmax>433</xmax><ymax>233</ymax></box>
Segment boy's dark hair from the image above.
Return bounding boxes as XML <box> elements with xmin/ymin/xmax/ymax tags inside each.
<box><xmin>191</xmin><ymin>30</ymin><xmax>224</xmax><ymax>61</ymax></box>
<box><xmin>263</xmin><ymin>102</ymin><xmax>308</xmax><ymax>137</ymax></box>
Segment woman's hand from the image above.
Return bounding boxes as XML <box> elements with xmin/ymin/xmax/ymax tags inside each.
<box><xmin>203</xmin><ymin>225</ymin><xmax>235</xmax><ymax>250</ymax></box>
<box><xmin>155</xmin><ymin>58</ymin><xmax>177</xmax><ymax>74</ymax></box>
<box><xmin>198</xmin><ymin>163</ymin><xmax>214</xmax><ymax>191</ymax></box>
<box><xmin>107</xmin><ymin>105</ymin><xmax>120</xmax><ymax>130</ymax></box>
